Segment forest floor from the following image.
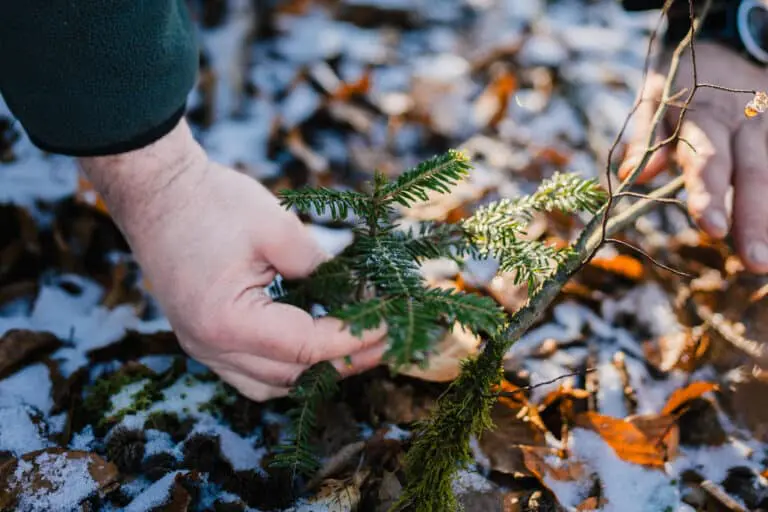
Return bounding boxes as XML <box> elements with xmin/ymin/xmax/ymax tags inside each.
<box><xmin>1</xmin><ymin>0</ymin><xmax>768</xmax><ymax>511</ymax></box>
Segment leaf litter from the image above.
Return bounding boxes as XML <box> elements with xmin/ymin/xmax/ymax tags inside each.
<box><xmin>2</xmin><ymin>0</ymin><xmax>768</xmax><ymax>510</ymax></box>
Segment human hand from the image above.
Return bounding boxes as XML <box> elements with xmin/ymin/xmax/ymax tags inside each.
<box><xmin>619</xmin><ymin>42</ymin><xmax>768</xmax><ymax>273</ymax></box>
<box><xmin>78</xmin><ymin>120</ymin><xmax>387</xmax><ymax>401</ymax></box>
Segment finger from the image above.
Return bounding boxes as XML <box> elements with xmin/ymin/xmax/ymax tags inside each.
<box><xmin>258</xmin><ymin>211</ymin><xmax>329</xmax><ymax>279</ymax></box>
<box><xmin>216</xmin><ymin>368</ymin><xmax>290</xmax><ymax>402</ymax></box>
<box><xmin>676</xmin><ymin>112</ymin><xmax>732</xmax><ymax>239</ymax></box>
<box><xmin>618</xmin><ymin>73</ymin><xmax>671</xmax><ymax>183</ymax></box>
<box><xmin>229</xmin><ymin>294</ymin><xmax>388</xmax><ymax>365</ymax></box>
<box><xmin>332</xmin><ymin>342</ymin><xmax>388</xmax><ymax>378</ymax></box>
<box><xmin>217</xmin><ymin>352</ymin><xmax>308</xmax><ymax>387</ymax></box>
<box><xmin>731</xmin><ymin>126</ymin><xmax>768</xmax><ymax>273</ymax></box>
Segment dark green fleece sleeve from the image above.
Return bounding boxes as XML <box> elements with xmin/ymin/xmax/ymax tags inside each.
<box><xmin>0</xmin><ymin>1</ymin><xmax>198</xmax><ymax>156</ymax></box>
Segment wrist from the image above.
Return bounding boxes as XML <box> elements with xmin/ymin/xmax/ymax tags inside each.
<box><xmin>77</xmin><ymin>119</ymin><xmax>208</xmax><ymax>238</ymax></box>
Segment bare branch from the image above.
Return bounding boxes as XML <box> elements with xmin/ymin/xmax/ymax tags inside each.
<box><xmin>606</xmin><ymin>237</ymin><xmax>693</xmax><ymax>278</ymax></box>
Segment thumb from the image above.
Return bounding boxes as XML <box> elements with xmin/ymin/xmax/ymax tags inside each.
<box><xmin>259</xmin><ymin>210</ymin><xmax>330</xmax><ymax>279</ymax></box>
<box><xmin>618</xmin><ymin>73</ymin><xmax>671</xmax><ymax>184</ymax></box>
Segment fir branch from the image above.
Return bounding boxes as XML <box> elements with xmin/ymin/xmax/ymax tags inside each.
<box><xmin>276</xmin><ymin>259</ymin><xmax>358</xmax><ymax>309</ymax></box>
<box><xmin>352</xmin><ymin>234</ymin><xmax>423</xmax><ymax>296</ymax></box>
<box><xmin>498</xmin><ymin>240</ymin><xmax>573</xmax><ymax>291</ymax></box>
<box><xmin>331</xmin><ymin>297</ymin><xmax>396</xmax><ymax>336</ymax></box>
<box><xmin>422</xmin><ymin>288</ymin><xmax>505</xmax><ymax>335</ymax></box>
<box><xmin>280</xmin><ymin>187</ymin><xmax>370</xmax><ymax>221</ymax></box>
<box><xmin>386</xmin><ymin>298</ymin><xmax>443</xmax><ymax>368</ymax></box>
<box><xmin>379</xmin><ymin>150</ymin><xmax>473</xmax><ymax>208</ymax></box>
<box><xmin>523</xmin><ymin>172</ymin><xmax>607</xmax><ymax>215</ymax></box>
<box><xmin>270</xmin><ymin>362</ymin><xmax>340</xmax><ymax>479</ymax></box>
<box><xmin>402</xmin><ymin>222</ymin><xmax>472</xmax><ymax>261</ymax></box>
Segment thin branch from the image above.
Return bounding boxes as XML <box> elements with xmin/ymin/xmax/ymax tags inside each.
<box><xmin>606</xmin><ymin>238</ymin><xmax>692</xmax><ymax>278</ymax></box>
<box><xmin>598</xmin><ymin>0</ymin><xmax>675</xmax><ymax>262</ymax></box>
<box><xmin>697</xmin><ymin>83</ymin><xmax>756</xmax><ymax>95</ymax></box>
<box><xmin>495</xmin><ymin>368</ymin><xmax>596</xmax><ymax>399</ymax></box>
<box><xmin>613</xmin><ymin>191</ymin><xmax>685</xmax><ymax>206</ymax></box>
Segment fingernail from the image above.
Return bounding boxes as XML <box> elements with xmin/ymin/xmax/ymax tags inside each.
<box><xmin>706</xmin><ymin>211</ymin><xmax>729</xmax><ymax>238</ymax></box>
<box><xmin>748</xmin><ymin>242</ymin><xmax>768</xmax><ymax>268</ymax></box>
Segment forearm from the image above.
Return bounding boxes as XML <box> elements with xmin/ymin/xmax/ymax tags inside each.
<box><xmin>78</xmin><ymin>119</ymin><xmax>208</xmax><ymax>242</ymax></box>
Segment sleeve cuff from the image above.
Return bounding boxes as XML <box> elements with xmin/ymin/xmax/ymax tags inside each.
<box><xmin>28</xmin><ymin>105</ymin><xmax>187</xmax><ymax>158</ymax></box>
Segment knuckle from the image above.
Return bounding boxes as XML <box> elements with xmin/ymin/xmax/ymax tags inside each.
<box><xmin>294</xmin><ymin>338</ymin><xmax>320</xmax><ymax>365</ymax></box>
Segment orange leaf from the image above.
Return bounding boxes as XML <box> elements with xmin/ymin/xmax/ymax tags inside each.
<box><xmin>577</xmin><ymin>497</ymin><xmax>609</xmax><ymax>511</ymax></box>
<box><xmin>76</xmin><ymin>175</ymin><xmax>110</xmax><ymax>215</ymax></box>
<box><xmin>627</xmin><ymin>414</ymin><xmax>679</xmax><ymax>461</ymax></box>
<box><xmin>574</xmin><ymin>412</ymin><xmax>670</xmax><ymax>468</ymax></box>
<box><xmin>589</xmin><ymin>254</ymin><xmax>644</xmax><ymax>281</ymax></box>
<box><xmin>535</xmin><ymin>147</ymin><xmax>571</xmax><ymax>167</ymax></box>
<box><xmin>334</xmin><ymin>67</ymin><xmax>372</xmax><ymax>101</ymax></box>
<box><xmin>661</xmin><ymin>381</ymin><xmax>718</xmax><ymax>416</ymax></box>
<box><xmin>540</xmin><ymin>386</ymin><xmax>591</xmax><ymax>410</ymax></box>
<box><xmin>521</xmin><ymin>446</ymin><xmax>584</xmax><ymax>482</ymax></box>
<box><xmin>495</xmin><ymin>380</ymin><xmax>549</xmax><ymax>434</ymax></box>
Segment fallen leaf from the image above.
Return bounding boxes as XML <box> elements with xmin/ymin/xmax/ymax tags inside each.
<box><xmin>334</xmin><ymin>66</ymin><xmax>373</xmax><ymax>101</ymax></box>
<box><xmin>521</xmin><ymin>445</ymin><xmax>584</xmax><ymax>482</ymax></box>
<box><xmin>478</xmin><ymin>398</ymin><xmax>547</xmax><ymax>476</ymax></box>
<box><xmin>0</xmin><ymin>448</ymin><xmax>119</xmax><ymax>510</ymax></box>
<box><xmin>589</xmin><ymin>254</ymin><xmax>644</xmax><ymax>281</ymax></box>
<box><xmin>0</xmin><ymin>329</ymin><xmax>62</xmax><ymax>380</ymax></box>
<box><xmin>626</xmin><ymin>413</ymin><xmax>679</xmax><ymax>461</ymax></box>
<box><xmin>574</xmin><ymin>412</ymin><xmax>672</xmax><ymax>468</ymax></box>
<box><xmin>399</xmin><ymin>324</ymin><xmax>481</xmax><ymax>382</ymax></box>
<box><xmin>661</xmin><ymin>381</ymin><xmax>718</xmax><ymax>416</ymax></box>
<box><xmin>577</xmin><ymin>496</ymin><xmax>609</xmax><ymax>511</ymax></box>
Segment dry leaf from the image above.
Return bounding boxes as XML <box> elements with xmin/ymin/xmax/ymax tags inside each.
<box><xmin>334</xmin><ymin>66</ymin><xmax>373</xmax><ymax>101</ymax></box>
<box><xmin>661</xmin><ymin>381</ymin><xmax>718</xmax><ymax>416</ymax></box>
<box><xmin>473</xmin><ymin>65</ymin><xmax>518</xmax><ymax>128</ymax></box>
<box><xmin>589</xmin><ymin>254</ymin><xmax>644</xmax><ymax>281</ymax></box>
<box><xmin>574</xmin><ymin>412</ymin><xmax>672</xmax><ymax>468</ymax></box>
<box><xmin>0</xmin><ymin>448</ymin><xmax>119</xmax><ymax>510</ymax></box>
<box><xmin>577</xmin><ymin>496</ymin><xmax>609</xmax><ymax>511</ymax></box>
<box><xmin>0</xmin><ymin>329</ymin><xmax>62</xmax><ymax>380</ymax></box>
<box><xmin>626</xmin><ymin>414</ymin><xmax>679</xmax><ymax>461</ymax></box>
<box><xmin>399</xmin><ymin>324</ymin><xmax>481</xmax><ymax>382</ymax></box>
<box><xmin>521</xmin><ymin>446</ymin><xmax>584</xmax><ymax>482</ymax></box>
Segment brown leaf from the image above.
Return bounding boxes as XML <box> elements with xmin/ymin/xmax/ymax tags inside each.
<box><xmin>0</xmin><ymin>448</ymin><xmax>119</xmax><ymax>510</ymax></box>
<box><xmin>577</xmin><ymin>496</ymin><xmax>609</xmax><ymax>511</ymax></box>
<box><xmin>660</xmin><ymin>381</ymin><xmax>718</xmax><ymax>416</ymax></box>
<box><xmin>334</xmin><ymin>66</ymin><xmax>373</xmax><ymax>101</ymax></box>
<box><xmin>473</xmin><ymin>65</ymin><xmax>518</xmax><ymax>129</ymax></box>
<box><xmin>626</xmin><ymin>414</ymin><xmax>679</xmax><ymax>461</ymax></box>
<box><xmin>87</xmin><ymin>330</ymin><xmax>183</xmax><ymax>363</ymax></box>
<box><xmin>521</xmin><ymin>446</ymin><xmax>584</xmax><ymax>482</ymax></box>
<box><xmin>163</xmin><ymin>471</ymin><xmax>202</xmax><ymax>512</ymax></box>
<box><xmin>574</xmin><ymin>412</ymin><xmax>672</xmax><ymax>468</ymax></box>
<box><xmin>399</xmin><ymin>324</ymin><xmax>480</xmax><ymax>382</ymax></box>
<box><xmin>478</xmin><ymin>400</ymin><xmax>547</xmax><ymax>476</ymax></box>
<box><xmin>0</xmin><ymin>329</ymin><xmax>62</xmax><ymax>380</ymax></box>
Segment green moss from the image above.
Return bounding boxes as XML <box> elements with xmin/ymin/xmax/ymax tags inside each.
<box><xmin>392</xmin><ymin>336</ymin><xmax>506</xmax><ymax>512</ymax></box>
<box><xmin>82</xmin><ymin>365</ymin><xmax>156</xmax><ymax>429</ymax></box>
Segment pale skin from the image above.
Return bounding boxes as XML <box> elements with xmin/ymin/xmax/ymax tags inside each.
<box><xmin>78</xmin><ymin>119</ymin><xmax>387</xmax><ymax>402</ymax></box>
<box><xmin>620</xmin><ymin>42</ymin><xmax>768</xmax><ymax>273</ymax></box>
